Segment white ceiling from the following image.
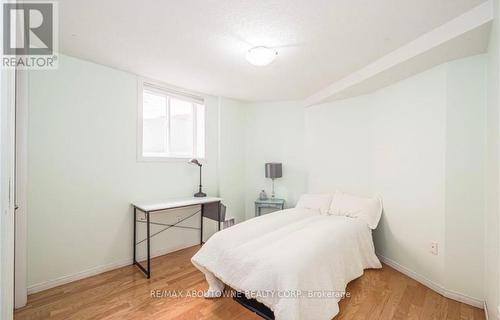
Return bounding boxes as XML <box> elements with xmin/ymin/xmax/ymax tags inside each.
<box><xmin>59</xmin><ymin>0</ymin><xmax>487</xmax><ymax>102</ymax></box>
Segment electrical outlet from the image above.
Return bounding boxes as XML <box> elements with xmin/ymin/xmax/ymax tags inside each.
<box><xmin>430</xmin><ymin>241</ymin><xmax>438</xmax><ymax>255</ymax></box>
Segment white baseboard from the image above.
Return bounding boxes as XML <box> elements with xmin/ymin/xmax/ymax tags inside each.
<box><xmin>378</xmin><ymin>255</ymin><xmax>483</xmax><ymax>309</ymax></box>
<box><xmin>27</xmin><ymin>243</ymin><xmax>198</xmax><ymax>294</ymax></box>
<box><xmin>484</xmin><ymin>302</ymin><xmax>500</xmax><ymax>320</ymax></box>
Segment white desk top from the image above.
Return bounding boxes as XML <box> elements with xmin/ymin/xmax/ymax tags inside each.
<box><xmin>132</xmin><ymin>197</ymin><xmax>222</xmax><ymax>212</ymax></box>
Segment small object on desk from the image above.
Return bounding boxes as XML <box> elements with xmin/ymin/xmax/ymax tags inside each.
<box><xmin>255</xmin><ymin>198</ymin><xmax>285</xmax><ymax>216</ymax></box>
<box><xmin>131</xmin><ymin>196</ymin><xmax>223</xmax><ymax>278</ymax></box>
<box><xmin>189</xmin><ymin>159</ymin><xmax>206</xmax><ymax>197</ymax></box>
<box><xmin>259</xmin><ymin>189</ymin><xmax>268</xmax><ymax>200</ymax></box>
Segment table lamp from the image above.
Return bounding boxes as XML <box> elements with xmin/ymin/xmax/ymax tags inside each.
<box><xmin>189</xmin><ymin>159</ymin><xmax>206</xmax><ymax>197</ymax></box>
<box><xmin>265</xmin><ymin>163</ymin><xmax>282</xmax><ymax>198</ymax></box>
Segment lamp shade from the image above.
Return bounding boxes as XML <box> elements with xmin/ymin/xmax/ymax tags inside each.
<box><xmin>189</xmin><ymin>159</ymin><xmax>201</xmax><ymax>166</ymax></box>
<box><xmin>265</xmin><ymin>163</ymin><xmax>282</xmax><ymax>179</ymax></box>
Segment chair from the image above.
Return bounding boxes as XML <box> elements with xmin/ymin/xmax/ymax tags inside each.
<box><xmin>202</xmin><ymin>202</ymin><xmax>229</xmax><ymax>230</ymax></box>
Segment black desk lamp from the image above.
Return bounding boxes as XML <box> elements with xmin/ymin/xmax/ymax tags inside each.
<box><xmin>190</xmin><ymin>159</ymin><xmax>206</xmax><ymax>197</ymax></box>
<box><xmin>265</xmin><ymin>163</ymin><xmax>282</xmax><ymax>198</ymax></box>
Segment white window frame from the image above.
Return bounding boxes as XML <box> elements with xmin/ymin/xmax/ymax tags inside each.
<box><xmin>137</xmin><ymin>78</ymin><xmax>206</xmax><ymax>162</ymax></box>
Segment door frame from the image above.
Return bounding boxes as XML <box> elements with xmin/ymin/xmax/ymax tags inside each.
<box><xmin>2</xmin><ymin>3</ymin><xmax>25</xmax><ymax>317</ymax></box>
<box><xmin>1</xmin><ymin>51</ymin><xmax>17</xmax><ymax>320</ymax></box>
<box><xmin>14</xmin><ymin>69</ymin><xmax>28</xmax><ymax>308</ymax></box>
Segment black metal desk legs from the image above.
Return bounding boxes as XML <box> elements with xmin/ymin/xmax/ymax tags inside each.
<box><xmin>146</xmin><ymin>211</ymin><xmax>150</xmax><ymax>278</ymax></box>
<box><xmin>200</xmin><ymin>204</ymin><xmax>204</xmax><ymax>245</ymax></box>
<box><xmin>133</xmin><ymin>202</ymin><xmax>220</xmax><ymax>278</ymax></box>
<box><xmin>218</xmin><ymin>206</ymin><xmax>221</xmax><ymax>231</ymax></box>
<box><xmin>133</xmin><ymin>207</ymin><xmax>136</xmax><ymax>269</ymax></box>
<box><xmin>133</xmin><ymin>208</ymin><xmax>151</xmax><ymax>279</ymax></box>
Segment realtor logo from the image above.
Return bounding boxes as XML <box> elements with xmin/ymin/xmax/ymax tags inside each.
<box><xmin>2</xmin><ymin>1</ymin><xmax>58</xmax><ymax>69</ymax></box>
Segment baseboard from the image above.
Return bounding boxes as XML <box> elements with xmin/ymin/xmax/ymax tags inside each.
<box><xmin>484</xmin><ymin>303</ymin><xmax>500</xmax><ymax>320</ymax></box>
<box><xmin>377</xmin><ymin>255</ymin><xmax>483</xmax><ymax>309</ymax></box>
<box><xmin>27</xmin><ymin>243</ymin><xmax>198</xmax><ymax>294</ymax></box>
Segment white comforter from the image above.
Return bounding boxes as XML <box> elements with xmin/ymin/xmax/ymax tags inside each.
<box><xmin>191</xmin><ymin>208</ymin><xmax>381</xmax><ymax>320</ymax></box>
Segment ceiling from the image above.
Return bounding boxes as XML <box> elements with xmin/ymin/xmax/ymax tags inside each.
<box><xmin>59</xmin><ymin>0</ymin><xmax>487</xmax><ymax>102</ymax></box>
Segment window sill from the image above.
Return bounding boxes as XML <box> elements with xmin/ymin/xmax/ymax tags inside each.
<box><xmin>137</xmin><ymin>155</ymin><xmax>206</xmax><ymax>163</ymax></box>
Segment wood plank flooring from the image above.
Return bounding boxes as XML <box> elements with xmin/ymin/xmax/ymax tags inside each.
<box><xmin>14</xmin><ymin>245</ymin><xmax>485</xmax><ymax>320</ymax></box>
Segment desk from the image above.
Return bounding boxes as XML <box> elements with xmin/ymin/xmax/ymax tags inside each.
<box><xmin>132</xmin><ymin>197</ymin><xmax>222</xmax><ymax>278</ymax></box>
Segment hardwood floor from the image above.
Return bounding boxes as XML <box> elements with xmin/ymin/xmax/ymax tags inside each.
<box><xmin>15</xmin><ymin>245</ymin><xmax>485</xmax><ymax>320</ymax></box>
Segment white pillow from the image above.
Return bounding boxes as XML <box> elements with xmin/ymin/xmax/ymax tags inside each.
<box><xmin>295</xmin><ymin>194</ymin><xmax>332</xmax><ymax>214</ymax></box>
<box><xmin>329</xmin><ymin>192</ymin><xmax>383</xmax><ymax>229</ymax></box>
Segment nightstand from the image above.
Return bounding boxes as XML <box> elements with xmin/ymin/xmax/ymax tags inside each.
<box><xmin>255</xmin><ymin>198</ymin><xmax>285</xmax><ymax>216</ymax></box>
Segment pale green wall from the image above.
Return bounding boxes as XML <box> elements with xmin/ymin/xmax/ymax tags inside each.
<box><xmin>243</xmin><ymin>101</ymin><xmax>307</xmax><ymax>219</ymax></box>
<box><xmin>305</xmin><ymin>94</ymin><xmax>373</xmax><ymax>196</ymax></box>
<box><xmin>485</xmin><ymin>0</ymin><xmax>500</xmax><ymax>317</ymax></box>
<box><xmin>218</xmin><ymin>98</ymin><xmax>247</xmax><ymax>223</ymax></box>
<box><xmin>27</xmin><ymin>55</ymin><xmax>245</xmax><ymax>288</ymax></box>
<box><xmin>371</xmin><ymin>64</ymin><xmax>448</xmax><ymax>286</ymax></box>
<box><xmin>445</xmin><ymin>56</ymin><xmax>486</xmax><ymax>299</ymax></box>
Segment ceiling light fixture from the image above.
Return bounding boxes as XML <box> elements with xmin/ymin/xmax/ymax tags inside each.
<box><xmin>246</xmin><ymin>46</ymin><xmax>278</xmax><ymax>66</ymax></box>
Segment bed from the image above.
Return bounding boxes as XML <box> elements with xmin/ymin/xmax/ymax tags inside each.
<box><xmin>191</xmin><ymin>192</ymin><xmax>383</xmax><ymax>320</ymax></box>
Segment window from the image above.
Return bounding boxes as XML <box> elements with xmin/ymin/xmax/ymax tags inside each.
<box><xmin>138</xmin><ymin>81</ymin><xmax>205</xmax><ymax>160</ymax></box>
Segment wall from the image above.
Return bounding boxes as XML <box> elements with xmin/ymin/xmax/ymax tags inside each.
<box><xmin>485</xmin><ymin>0</ymin><xmax>500</xmax><ymax>317</ymax></box>
<box><xmin>444</xmin><ymin>57</ymin><xmax>486</xmax><ymax>300</ymax></box>
<box><xmin>307</xmin><ymin>64</ymin><xmax>448</xmax><ymax>286</ymax></box>
<box><xmin>305</xmin><ymin>55</ymin><xmax>487</xmax><ymax>302</ymax></box>
<box><xmin>244</xmin><ymin>101</ymin><xmax>307</xmax><ymax>219</ymax></box>
<box><xmin>26</xmin><ymin>55</ymin><xmax>242</xmax><ymax>291</ymax></box>
<box><xmin>218</xmin><ymin>98</ymin><xmax>247</xmax><ymax>223</ymax></box>
<box><xmin>372</xmin><ymin>64</ymin><xmax>449</xmax><ymax>286</ymax></box>
<box><xmin>305</xmin><ymin>95</ymin><xmax>373</xmax><ymax>195</ymax></box>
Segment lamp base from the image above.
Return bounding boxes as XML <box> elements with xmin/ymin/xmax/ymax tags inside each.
<box><xmin>194</xmin><ymin>191</ymin><xmax>207</xmax><ymax>197</ymax></box>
